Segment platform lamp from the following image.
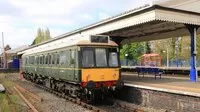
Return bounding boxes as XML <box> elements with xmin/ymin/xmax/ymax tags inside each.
<box><xmin>125</xmin><ymin>53</ymin><xmax>128</xmax><ymax>66</ymax></box>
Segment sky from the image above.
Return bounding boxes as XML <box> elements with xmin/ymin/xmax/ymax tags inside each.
<box><xmin>0</xmin><ymin>0</ymin><xmax>155</xmax><ymax>49</ymax></box>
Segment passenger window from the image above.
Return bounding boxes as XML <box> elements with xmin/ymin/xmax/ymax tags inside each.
<box><xmin>57</xmin><ymin>53</ymin><xmax>60</xmax><ymax>65</ymax></box>
<box><xmin>46</xmin><ymin>55</ymin><xmax>48</xmax><ymax>64</ymax></box>
<box><xmin>60</xmin><ymin>51</ymin><xmax>66</xmax><ymax>65</ymax></box>
<box><xmin>41</xmin><ymin>56</ymin><xmax>43</xmax><ymax>64</ymax></box>
<box><xmin>40</xmin><ymin>56</ymin><xmax>42</xmax><ymax>64</ymax></box>
<box><xmin>43</xmin><ymin>55</ymin><xmax>45</xmax><ymax>64</ymax></box>
<box><xmin>32</xmin><ymin>56</ymin><xmax>35</xmax><ymax>64</ymax></box>
<box><xmin>52</xmin><ymin>53</ymin><xmax>55</xmax><ymax>65</ymax></box>
<box><xmin>26</xmin><ymin>58</ymin><xmax>28</xmax><ymax>64</ymax></box>
<box><xmin>37</xmin><ymin>56</ymin><xmax>39</xmax><ymax>64</ymax></box>
<box><xmin>49</xmin><ymin>54</ymin><xmax>51</xmax><ymax>64</ymax></box>
<box><xmin>29</xmin><ymin>57</ymin><xmax>30</xmax><ymax>65</ymax></box>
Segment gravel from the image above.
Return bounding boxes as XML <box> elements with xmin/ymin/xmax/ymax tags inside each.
<box><xmin>5</xmin><ymin>73</ymin><xmax>90</xmax><ymax>112</ymax></box>
<box><xmin>4</xmin><ymin>73</ymin><xmax>168</xmax><ymax>112</ymax></box>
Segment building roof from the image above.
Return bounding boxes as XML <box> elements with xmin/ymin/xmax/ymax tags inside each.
<box><xmin>6</xmin><ymin>45</ymin><xmax>29</xmax><ymax>54</ymax></box>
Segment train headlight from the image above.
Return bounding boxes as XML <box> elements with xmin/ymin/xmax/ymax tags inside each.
<box><xmin>112</xmin><ymin>86</ymin><xmax>116</xmax><ymax>91</ymax></box>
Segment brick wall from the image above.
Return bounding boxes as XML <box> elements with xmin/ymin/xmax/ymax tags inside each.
<box><xmin>116</xmin><ymin>86</ymin><xmax>200</xmax><ymax>112</ymax></box>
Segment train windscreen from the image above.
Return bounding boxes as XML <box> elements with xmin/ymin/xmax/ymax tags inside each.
<box><xmin>95</xmin><ymin>48</ymin><xmax>107</xmax><ymax>67</ymax></box>
<box><xmin>82</xmin><ymin>48</ymin><xmax>95</xmax><ymax>67</ymax></box>
<box><xmin>108</xmin><ymin>48</ymin><xmax>118</xmax><ymax>67</ymax></box>
<box><xmin>82</xmin><ymin>47</ymin><xmax>118</xmax><ymax>68</ymax></box>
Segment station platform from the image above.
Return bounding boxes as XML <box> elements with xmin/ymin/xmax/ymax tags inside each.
<box><xmin>118</xmin><ymin>72</ymin><xmax>200</xmax><ymax>111</ymax></box>
<box><xmin>122</xmin><ymin>72</ymin><xmax>200</xmax><ymax>96</ymax></box>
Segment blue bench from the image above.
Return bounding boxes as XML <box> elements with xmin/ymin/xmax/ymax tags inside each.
<box><xmin>136</xmin><ymin>67</ymin><xmax>164</xmax><ymax>79</ymax></box>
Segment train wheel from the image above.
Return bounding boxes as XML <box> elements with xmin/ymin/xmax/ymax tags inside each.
<box><xmin>85</xmin><ymin>89</ymin><xmax>95</xmax><ymax>104</ymax></box>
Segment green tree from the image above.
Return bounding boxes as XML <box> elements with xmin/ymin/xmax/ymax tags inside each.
<box><xmin>4</xmin><ymin>44</ymin><xmax>11</xmax><ymax>51</ymax></box>
<box><xmin>44</xmin><ymin>28</ymin><xmax>51</xmax><ymax>41</ymax></box>
<box><xmin>120</xmin><ymin>42</ymin><xmax>144</xmax><ymax>61</ymax></box>
<box><xmin>197</xmin><ymin>34</ymin><xmax>200</xmax><ymax>58</ymax></box>
<box><xmin>145</xmin><ymin>41</ymin><xmax>151</xmax><ymax>53</ymax></box>
<box><xmin>35</xmin><ymin>28</ymin><xmax>43</xmax><ymax>44</ymax></box>
<box><xmin>32</xmin><ymin>28</ymin><xmax>51</xmax><ymax>45</ymax></box>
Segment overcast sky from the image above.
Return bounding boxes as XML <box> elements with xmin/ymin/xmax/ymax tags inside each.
<box><xmin>0</xmin><ymin>0</ymin><xmax>155</xmax><ymax>49</ymax></box>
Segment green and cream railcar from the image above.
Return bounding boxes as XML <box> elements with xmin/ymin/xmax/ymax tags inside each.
<box><xmin>22</xmin><ymin>35</ymin><xmax>123</xmax><ymax>103</ymax></box>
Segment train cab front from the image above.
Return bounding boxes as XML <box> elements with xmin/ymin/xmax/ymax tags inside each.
<box><xmin>79</xmin><ymin>46</ymin><xmax>124</xmax><ymax>103</ymax></box>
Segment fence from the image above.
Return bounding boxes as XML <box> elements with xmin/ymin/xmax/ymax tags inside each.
<box><xmin>120</xmin><ymin>59</ymin><xmax>200</xmax><ymax>67</ymax></box>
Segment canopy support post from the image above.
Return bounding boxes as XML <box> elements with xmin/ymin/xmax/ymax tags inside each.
<box><xmin>186</xmin><ymin>25</ymin><xmax>199</xmax><ymax>82</ymax></box>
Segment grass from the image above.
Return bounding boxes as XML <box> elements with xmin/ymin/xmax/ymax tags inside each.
<box><xmin>0</xmin><ymin>74</ymin><xmax>28</xmax><ymax>112</ymax></box>
<box><xmin>0</xmin><ymin>93</ymin><xmax>12</xmax><ymax>112</ymax></box>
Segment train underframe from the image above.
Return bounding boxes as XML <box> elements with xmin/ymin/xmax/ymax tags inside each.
<box><xmin>23</xmin><ymin>72</ymin><xmax>124</xmax><ymax>104</ymax></box>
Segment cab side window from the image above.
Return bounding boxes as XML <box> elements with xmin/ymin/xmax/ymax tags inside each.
<box><xmin>70</xmin><ymin>49</ymin><xmax>76</xmax><ymax>67</ymax></box>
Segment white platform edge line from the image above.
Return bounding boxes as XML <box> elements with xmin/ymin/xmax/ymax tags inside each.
<box><xmin>124</xmin><ymin>83</ymin><xmax>200</xmax><ymax>98</ymax></box>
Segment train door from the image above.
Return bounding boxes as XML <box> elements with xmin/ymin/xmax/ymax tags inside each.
<box><xmin>59</xmin><ymin>50</ymin><xmax>67</xmax><ymax>80</ymax></box>
<box><xmin>54</xmin><ymin>52</ymin><xmax>60</xmax><ymax>79</ymax></box>
<box><xmin>51</xmin><ymin>53</ymin><xmax>56</xmax><ymax>77</ymax></box>
<box><xmin>48</xmin><ymin>54</ymin><xmax>52</xmax><ymax>77</ymax></box>
<box><xmin>38</xmin><ymin>55</ymin><xmax>42</xmax><ymax>75</ymax></box>
<box><xmin>35</xmin><ymin>56</ymin><xmax>39</xmax><ymax>75</ymax></box>
<box><xmin>69</xmin><ymin>49</ymin><xmax>76</xmax><ymax>81</ymax></box>
<box><xmin>43</xmin><ymin>55</ymin><xmax>48</xmax><ymax>77</ymax></box>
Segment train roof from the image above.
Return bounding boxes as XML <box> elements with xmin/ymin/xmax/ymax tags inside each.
<box><xmin>21</xmin><ymin>35</ymin><xmax>118</xmax><ymax>56</ymax></box>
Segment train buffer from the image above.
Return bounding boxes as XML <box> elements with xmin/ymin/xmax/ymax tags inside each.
<box><xmin>0</xmin><ymin>84</ymin><xmax>5</xmax><ymax>93</ymax></box>
<box><xmin>136</xmin><ymin>67</ymin><xmax>164</xmax><ymax>79</ymax></box>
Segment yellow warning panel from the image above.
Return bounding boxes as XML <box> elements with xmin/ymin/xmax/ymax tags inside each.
<box><xmin>81</xmin><ymin>68</ymin><xmax>120</xmax><ymax>82</ymax></box>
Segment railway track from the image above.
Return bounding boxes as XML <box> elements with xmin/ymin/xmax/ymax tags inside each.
<box><xmin>22</xmin><ymin>80</ymin><xmax>144</xmax><ymax>112</ymax></box>
<box><xmin>32</xmin><ymin>82</ymin><xmax>105</xmax><ymax>112</ymax></box>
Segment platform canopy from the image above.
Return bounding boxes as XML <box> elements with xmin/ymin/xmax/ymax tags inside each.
<box><xmin>19</xmin><ymin>1</ymin><xmax>200</xmax><ymax>54</ymax></box>
<box><xmin>52</xmin><ymin>5</ymin><xmax>200</xmax><ymax>45</ymax></box>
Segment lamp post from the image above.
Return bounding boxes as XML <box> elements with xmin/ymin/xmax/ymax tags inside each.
<box><xmin>175</xmin><ymin>37</ymin><xmax>181</xmax><ymax>67</ymax></box>
<box><xmin>163</xmin><ymin>48</ymin><xmax>169</xmax><ymax>67</ymax></box>
<box><xmin>1</xmin><ymin>32</ymin><xmax>6</xmax><ymax>68</ymax></box>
